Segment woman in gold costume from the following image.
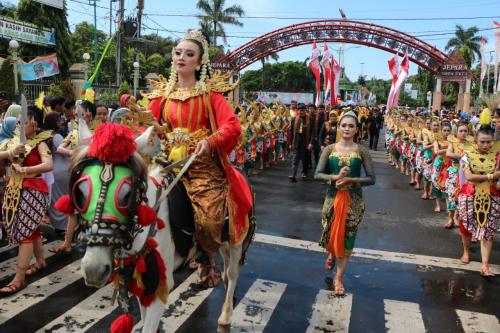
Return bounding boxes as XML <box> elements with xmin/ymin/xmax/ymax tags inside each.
<box><xmin>147</xmin><ymin>30</ymin><xmax>252</xmax><ymax>287</ymax></box>
<box><xmin>445</xmin><ymin>122</ymin><xmax>471</xmax><ymax>229</ymax></box>
<box><xmin>0</xmin><ymin>107</ymin><xmax>53</xmax><ymax>296</ymax></box>
<box><xmin>315</xmin><ymin>110</ymin><xmax>375</xmax><ymax>295</ymax></box>
<box><xmin>457</xmin><ymin>111</ymin><xmax>500</xmax><ymax>276</ymax></box>
<box><xmin>431</xmin><ymin>122</ymin><xmax>452</xmax><ymax>213</ymax></box>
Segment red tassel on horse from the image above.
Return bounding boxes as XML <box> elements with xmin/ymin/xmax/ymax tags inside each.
<box><xmin>54</xmin><ymin>194</ymin><xmax>75</xmax><ymax>215</ymax></box>
<box><xmin>110</xmin><ymin>313</ymin><xmax>133</xmax><ymax>333</ymax></box>
<box><xmin>157</xmin><ymin>217</ymin><xmax>165</xmax><ymax>230</ymax></box>
<box><xmin>137</xmin><ymin>204</ymin><xmax>157</xmax><ymax>226</ymax></box>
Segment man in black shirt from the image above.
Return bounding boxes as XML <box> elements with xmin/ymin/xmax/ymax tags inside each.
<box><xmin>289</xmin><ymin>104</ymin><xmax>313</xmax><ymax>182</ymax></box>
<box><xmin>367</xmin><ymin>108</ymin><xmax>384</xmax><ymax>150</ymax></box>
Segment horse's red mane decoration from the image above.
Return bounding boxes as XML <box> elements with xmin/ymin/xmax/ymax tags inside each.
<box><xmin>88</xmin><ymin>123</ymin><xmax>136</xmax><ymax>164</ymax></box>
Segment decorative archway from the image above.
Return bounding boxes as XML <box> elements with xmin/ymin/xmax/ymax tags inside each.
<box><xmin>218</xmin><ymin>19</ymin><xmax>449</xmax><ymax>73</ymax></box>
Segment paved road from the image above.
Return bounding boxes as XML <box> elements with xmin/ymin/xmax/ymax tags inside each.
<box><xmin>0</xmin><ymin>148</ymin><xmax>499</xmax><ymax>332</ymax></box>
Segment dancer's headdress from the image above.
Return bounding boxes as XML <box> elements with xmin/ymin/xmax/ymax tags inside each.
<box><xmin>166</xmin><ymin>29</ymin><xmax>212</xmax><ymax>94</ymax></box>
<box><xmin>339</xmin><ymin>110</ymin><xmax>359</xmax><ymax>125</ymax></box>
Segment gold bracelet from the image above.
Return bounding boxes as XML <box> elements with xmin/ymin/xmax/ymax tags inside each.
<box><xmin>487</xmin><ymin>174</ymin><xmax>492</xmax><ymax>181</ymax></box>
<box><xmin>7</xmin><ymin>150</ymin><xmax>14</xmax><ymax>158</ymax></box>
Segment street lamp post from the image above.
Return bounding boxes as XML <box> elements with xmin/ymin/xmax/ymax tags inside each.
<box><xmin>9</xmin><ymin>39</ymin><xmax>19</xmax><ymax>101</ymax></box>
<box><xmin>133</xmin><ymin>61</ymin><xmax>140</xmax><ymax>97</ymax></box>
<box><xmin>83</xmin><ymin>52</ymin><xmax>91</xmax><ymax>81</ymax></box>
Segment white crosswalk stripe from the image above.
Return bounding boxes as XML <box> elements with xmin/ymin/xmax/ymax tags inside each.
<box><xmin>456</xmin><ymin>309</ymin><xmax>500</xmax><ymax>333</ymax></box>
<box><xmin>1</xmin><ymin>269</ymin><xmax>499</xmax><ymax>332</ymax></box>
<box><xmin>158</xmin><ymin>271</ymin><xmax>215</xmax><ymax>332</ymax></box>
<box><xmin>230</xmin><ymin>279</ymin><xmax>287</xmax><ymax>332</ymax></box>
<box><xmin>306</xmin><ymin>290</ymin><xmax>352</xmax><ymax>333</ymax></box>
<box><xmin>0</xmin><ymin>259</ymin><xmax>81</xmax><ymax>325</ymax></box>
<box><xmin>0</xmin><ymin>234</ymin><xmax>498</xmax><ymax>332</ymax></box>
<box><xmin>36</xmin><ymin>284</ymin><xmax>115</xmax><ymax>333</ymax></box>
<box><xmin>254</xmin><ymin>233</ymin><xmax>500</xmax><ymax>274</ymax></box>
<box><xmin>384</xmin><ymin>299</ymin><xmax>426</xmax><ymax>333</ymax></box>
<box><xmin>0</xmin><ymin>240</ymin><xmax>63</xmax><ymax>281</ymax></box>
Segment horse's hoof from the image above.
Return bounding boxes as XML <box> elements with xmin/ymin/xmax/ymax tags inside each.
<box><xmin>217</xmin><ymin>324</ymin><xmax>231</xmax><ymax>333</ymax></box>
<box><xmin>217</xmin><ymin>316</ymin><xmax>231</xmax><ymax>327</ymax></box>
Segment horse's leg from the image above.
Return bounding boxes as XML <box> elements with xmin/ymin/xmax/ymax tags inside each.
<box><xmin>220</xmin><ymin>242</ymin><xmax>230</xmax><ymax>289</ymax></box>
<box><xmin>217</xmin><ymin>242</ymin><xmax>242</xmax><ymax>326</ymax></box>
<box><xmin>141</xmin><ymin>299</ymin><xmax>164</xmax><ymax>333</ymax></box>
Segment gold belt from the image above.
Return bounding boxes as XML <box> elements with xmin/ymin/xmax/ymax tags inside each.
<box><xmin>165</xmin><ymin>128</ymin><xmax>211</xmax><ymax>162</ymax></box>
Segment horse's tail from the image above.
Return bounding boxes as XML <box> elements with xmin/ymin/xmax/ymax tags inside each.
<box><xmin>239</xmin><ymin>186</ymin><xmax>256</xmax><ymax>266</ymax></box>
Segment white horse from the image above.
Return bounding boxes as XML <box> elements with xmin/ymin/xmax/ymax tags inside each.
<box><xmin>76</xmin><ymin>124</ymin><xmax>247</xmax><ymax>332</ymax></box>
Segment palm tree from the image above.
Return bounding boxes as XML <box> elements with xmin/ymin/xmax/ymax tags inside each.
<box><xmin>261</xmin><ymin>53</ymin><xmax>280</xmax><ymax>90</ymax></box>
<box><xmin>445</xmin><ymin>25</ymin><xmax>483</xmax><ymax>68</ymax></box>
<box><xmin>196</xmin><ymin>0</ymin><xmax>245</xmax><ymax>46</ymax></box>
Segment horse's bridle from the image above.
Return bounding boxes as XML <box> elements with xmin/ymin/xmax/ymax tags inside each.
<box><xmin>71</xmin><ymin>159</ymin><xmax>147</xmax><ymax>252</ymax></box>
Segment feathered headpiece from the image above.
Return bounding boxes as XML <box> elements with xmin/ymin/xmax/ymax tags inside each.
<box><xmin>479</xmin><ymin>108</ymin><xmax>492</xmax><ymax>126</ymax></box>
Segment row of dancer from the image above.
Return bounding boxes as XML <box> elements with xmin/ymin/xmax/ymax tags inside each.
<box><xmin>385</xmin><ymin>107</ymin><xmax>500</xmax><ymax>277</ymax></box>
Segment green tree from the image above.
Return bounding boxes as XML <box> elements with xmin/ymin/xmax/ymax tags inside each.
<box><xmin>141</xmin><ymin>34</ymin><xmax>175</xmax><ymax>61</ymax></box>
<box><xmin>199</xmin><ymin>17</ymin><xmax>225</xmax><ymax>44</ymax></box>
<box><xmin>0</xmin><ymin>57</ymin><xmax>23</xmax><ymax>101</ymax></box>
<box><xmin>445</xmin><ymin>25</ymin><xmax>483</xmax><ymax>68</ymax></box>
<box><xmin>442</xmin><ymin>82</ymin><xmax>458</xmax><ymax>108</ymax></box>
<box><xmin>261</xmin><ymin>53</ymin><xmax>279</xmax><ymax>89</ymax></box>
<box><xmin>70</xmin><ymin>22</ymin><xmax>116</xmax><ymax>83</ymax></box>
<box><xmin>0</xmin><ymin>3</ymin><xmax>20</xmax><ymax>56</ymax></box>
<box><xmin>240</xmin><ymin>61</ymin><xmax>314</xmax><ymax>92</ymax></box>
<box><xmin>70</xmin><ymin>22</ymin><xmax>107</xmax><ymax>62</ymax></box>
<box><xmin>47</xmin><ymin>83</ymin><xmax>63</xmax><ymax>97</ymax></box>
<box><xmin>118</xmin><ymin>81</ymin><xmax>130</xmax><ymax>96</ymax></box>
<box><xmin>366</xmin><ymin>77</ymin><xmax>391</xmax><ymax>104</ymax></box>
<box><xmin>17</xmin><ymin>0</ymin><xmax>74</xmax><ymax>74</ymax></box>
<box><xmin>196</xmin><ymin>0</ymin><xmax>245</xmax><ymax>46</ymax></box>
<box><xmin>357</xmin><ymin>75</ymin><xmax>366</xmax><ymax>86</ymax></box>
<box><xmin>407</xmin><ymin>67</ymin><xmax>433</xmax><ymax>106</ymax></box>
<box><xmin>59</xmin><ymin>80</ymin><xmax>75</xmax><ymax>100</ymax></box>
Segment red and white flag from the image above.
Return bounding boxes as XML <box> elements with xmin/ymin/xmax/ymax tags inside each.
<box><xmin>493</xmin><ymin>21</ymin><xmax>500</xmax><ymax>92</ymax></box>
<box><xmin>389</xmin><ymin>53</ymin><xmax>409</xmax><ymax>109</ymax></box>
<box><xmin>480</xmin><ymin>36</ymin><xmax>487</xmax><ymax>95</ymax></box>
<box><xmin>386</xmin><ymin>54</ymin><xmax>400</xmax><ymax>109</ymax></box>
<box><xmin>309</xmin><ymin>42</ymin><xmax>322</xmax><ymax>107</ymax></box>
<box><xmin>330</xmin><ymin>55</ymin><xmax>341</xmax><ymax>105</ymax></box>
<box><xmin>321</xmin><ymin>43</ymin><xmax>332</xmax><ymax>104</ymax></box>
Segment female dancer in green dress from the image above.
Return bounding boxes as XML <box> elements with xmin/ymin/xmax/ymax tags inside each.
<box><xmin>315</xmin><ymin>110</ymin><xmax>375</xmax><ymax>295</ymax></box>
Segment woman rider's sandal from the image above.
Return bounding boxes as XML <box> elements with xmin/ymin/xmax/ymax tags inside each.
<box><xmin>197</xmin><ymin>265</ymin><xmax>222</xmax><ymax>288</ymax></box>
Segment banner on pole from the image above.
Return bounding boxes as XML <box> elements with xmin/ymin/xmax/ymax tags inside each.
<box><xmin>479</xmin><ymin>36</ymin><xmax>487</xmax><ymax>95</ymax></box>
<box><xmin>16</xmin><ymin>53</ymin><xmax>60</xmax><ymax>80</ymax></box>
<box><xmin>386</xmin><ymin>54</ymin><xmax>399</xmax><ymax>109</ymax></box>
<box><xmin>321</xmin><ymin>43</ymin><xmax>332</xmax><ymax>104</ymax></box>
<box><xmin>309</xmin><ymin>42</ymin><xmax>321</xmax><ymax>107</ymax></box>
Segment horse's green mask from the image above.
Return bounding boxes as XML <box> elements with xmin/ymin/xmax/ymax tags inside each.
<box><xmin>73</xmin><ymin>163</ymin><xmax>133</xmax><ymax>224</ymax></box>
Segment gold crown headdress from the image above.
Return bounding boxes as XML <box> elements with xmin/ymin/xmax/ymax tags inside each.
<box><xmin>339</xmin><ymin>110</ymin><xmax>359</xmax><ymax>124</ymax></box>
<box><xmin>181</xmin><ymin>29</ymin><xmax>210</xmax><ymax>66</ymax></box>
